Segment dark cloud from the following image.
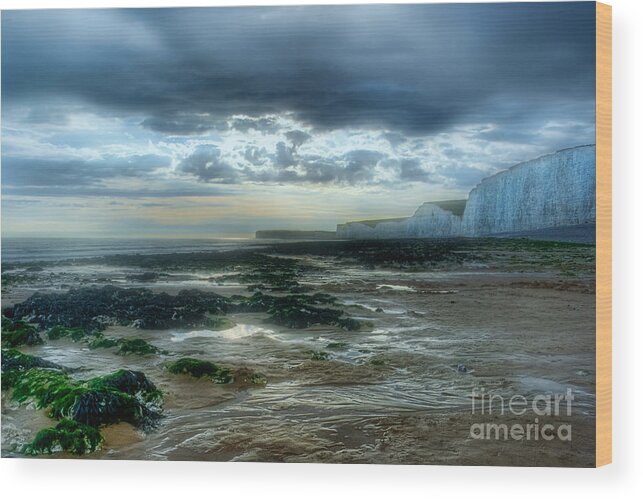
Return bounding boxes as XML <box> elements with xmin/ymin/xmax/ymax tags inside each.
<box><xmin>229</xmin><ymin>116</ymin><xmax>279</xmax><ymax>134</ymax></box>
<box><xmin>243</xmin><ymin>146</ymin><xmax>268</xmax><ymax>166</ymax></box>
<box><xmin>178</xmin><ymin>145</ymin><xmax>239</xmax><ymax>183</ymax></box>
<box><xmin>285</xmin><ymin>130</ymin><xmax>312</xmax><ymax>149</ymax></box>
<box><xmin>274</xmin><ymin>142</ymin><xmax>296</xmax><ymax>168</ymax></box>
<box><xmin>241</xmin><ymin>148</ymin><xmax>386</xmax><ymax>186</ymax></box>
<box><xmin>1</xmin><ymin>154</ymin><xmax>170</xmax><ymax>187</ymax></box>
<box><xmin>382</xmin><ymin>132</ymin><xmax>407</xmax><ymax>148</ymax></box>
<box><xmin>141</xmin><ymin>113</ymin><xmax>218</xmax><ymax>135</ymax></box>
<box><xmin>343</xmin><ymin>150</ymin><xmax>384</xmax><ymax>184</ymax></box>
<box><xmin>398</xmin><ymin>158</ymin><xmax>431</xmax><ymax>182</ymax></box>
<box><xmin>2</xmin><ymin>3</ymin><xmax>596</xmax><ymax>136</ymax></box>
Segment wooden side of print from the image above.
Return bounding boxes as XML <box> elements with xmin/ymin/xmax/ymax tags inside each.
<box><xmin>595</xmin><ymin>1</ymin><xmax>612</xmax><ymax>467</ymax></box>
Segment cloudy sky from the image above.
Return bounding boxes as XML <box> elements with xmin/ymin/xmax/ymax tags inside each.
<box><xmin>1</xmin><ymin>3</ymin><xmax>596</xmax><ymax>238</ymax></box>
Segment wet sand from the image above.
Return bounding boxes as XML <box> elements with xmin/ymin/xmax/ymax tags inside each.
<box><xmin>1</xmin><ymin>239</ymin><xmax>596</xmax><ymax>466</ymax></box>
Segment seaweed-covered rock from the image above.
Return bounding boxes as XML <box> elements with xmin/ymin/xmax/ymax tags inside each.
<box><xmin>115</xmin><ymin>338</ymin><xmax>164</xmax><ymax>356</ymax></box>
<box><xmin>232</xmin><ymin>292</ymin><xmax>359</xmax><ymax>330</ymax></box>
<box><xmin>1</xmin><ymin>349</ymin><xmax>65</xmax><ymax>389</ymax></box>
<box><xmin>1</xmin><ymin>348</ymin><xmax>63</xmax><ymax>373</ymax></box>
<box><xmin>88</xmin><ymin>369</ymin><xmax>162</xmax><ymax>404</ymax></box>
<box><xmin>237</xmin><ymin>254</ymin><xmax>309</xmax><ymax>292</ymax></box>
<box><xmin>11</xmin><ymin>368</ymin><xmax>73</xmax><ymax>409</ymax></box>
<box><xmin>1</xmin><ymin>317</ymin><xmax>43</xmax><ymax>347</ymax></box>
<box><xmin>52</xmin><ymin>388</ymin><xmax>143</xmax><ymax>427</ymax></box>
<box><xmin>11</xmin><ymin>368</ymin><xmax>162</xmax><ymax>429</ymax></box>
<box><xmin>87</xmin><ymin>334</ymin><xmax>120</xmax><ymax>350</ymax></box>
<box><xmin>47</xmin><ymin>325</ymin><xmax>91</xmax><ymax>341</ymax></box>
<box><xmin>11</xmin><ymin>285</ymin><xmax>231</xmax><ymax>330</ymax></box>
<box><xmin>23</xmin><ymin>419</ymin><xmax>104</xmax><ymax>455</ymax></box>
<box><xmin>87</xmin><ymin>334</ymin><xmax>164</xmax><ymax>356</ymax></box>
<box><xmin>167</xmin><ymin>357</ymin><xmax>232</xmax><ymax>384</ymax></box>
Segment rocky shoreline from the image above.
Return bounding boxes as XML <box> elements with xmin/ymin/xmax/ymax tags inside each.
<box><xmin>1</xmin><ymin>238</ymin><xmax>596</xmax><ymax>464</ymax></box>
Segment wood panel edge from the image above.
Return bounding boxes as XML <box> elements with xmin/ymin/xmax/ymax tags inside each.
<box><xmin>595</xmin><ymin>0</ymin><xmax>612</xmax><ymax>468</ymax></box>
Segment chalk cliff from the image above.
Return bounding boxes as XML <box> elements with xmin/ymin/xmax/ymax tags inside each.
<box><xmin>336</xmin><ymin>145</ymin><xmax>596</xmax><ymax>240</ymax></box>
<box><xmin>336</xmin><ymin>201</ymin><xmax>464</xmax><ymax>239</ymax></box>
<box><xmin>461</xmin><ymin>145</ymin><xmax>596</xmax><ymax>236</ymax></box>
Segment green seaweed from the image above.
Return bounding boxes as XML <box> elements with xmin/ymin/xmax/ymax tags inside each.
<box><xmin>87</xmin><ymin>369</ymin><xmax>163</xmax><ymax>405</ymax></box>
<box><xmin>116</xmin><ymin>338</ymin><xmax>164</xmax><ymax>356</ymax></box>
<box><xmin>1</xmin><ymin>317</ymin><xmax>43</xmax><ymax>347</ymax></box>
<box><xmin>233</xmin><ymin>292</ymin><xmax>359</xmax><ymax>330</ymax></box>
<box><xmin>47</xmin><ymin>325</ymin><xmax>90</xmax><ymax>342</ymax></box>
<box><xmin>87</xmin><ymin>334</ymin><xmax>164</xmax><ymax>356</ymax></box>
<box><xmin>87</xmin><ymin>333</ymin><xmax>120</xmax><ymax>350</ymax></box>
<box><xmin>309</xmin><ymin>351</ymin><xmax>330</xmax><ymax>361</ymax></box>
<box><xmin>23</xmin><ymin>419</ymin><xmax>104</xmax><ymax>455</ymax></box>
<box><xmin>232</xmin><ymin>367</ymin><xmax>267</xmax><ymax>386</ymax></box>
<box><xmin>11</xmin><ymin>369</ymin><xmax>75</xmax><ymax>409</ymax></box>
<box><xmin>10</xmin><ymin>368</ymin><xmax>162</xmax><ymax>429</ymax></box>
<box><xmin>167</xmin><ymin>357</ymin><xmax>233</xmax><ymax>384</ymax></box>
<box><xmin>1</xmin><ymin>348</ymin><xmax>64</xmax><ymax>388</ymax></box>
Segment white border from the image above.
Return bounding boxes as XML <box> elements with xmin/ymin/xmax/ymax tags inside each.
<box><xmin>0</xmin><ymin>0</ymin><xmax>641</xmax><ymax>497</ymax></box>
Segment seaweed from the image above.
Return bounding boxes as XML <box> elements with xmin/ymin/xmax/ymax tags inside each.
<box><xmin>1</xmin><ymin>317</ymin><xmax>43</xmax><ymax>347</ymax></box>
<box><xmin>11</xmin><ymin>369</ymin><xmax>76</xmax><ymax>409</ymax></box>
<box><xmin>23</xmin><ymin>419</ymin><xmax>104</xmax><ymax>455</ymax></box>
<box><xmin>87</xmin><ymin>369</ymin><xmax>163</xmax><ymax>405</ymax></box>
<box><xmin>267</xmin><ymin>300</ymin><xmax>360</xmax><ymax>330</ymax></box>
<box><xmin>87</xmin><ymin>333</ymin><xmax>120</xmax><ymax>350</ymax></box>
<box><xmin>87</xmin><ymin>334</ymin><xmax>164</xmax><ymax>356</ymax></box>
<box><xmin>12</xmin><ymin>286</ymin><xmax>231</xmax><ymax>330</ymax></box>
<box><xmin>326</xmin><ymin>342</ymin><xmax>349</xmax><ymax>350</ymax></box>
<box><xmin>232</xmin><ymin>292</ymin><xmax>359</xmax><ymax>330</ymax></box>
<box><xmin>237</xmin><ymin>255</ymin><xmax>310</xmax><ymax>292</ymax></box>
<box><xmin>309</xmin><ymin>351</ymin><xmax>330</xmax><ymax>361</ymax></box>
<box><xmin>49</xmin><ymin>388</ymin><xmax>146</xmax><ymax>427</ymax></box>
<box><xmin>167</xmin><ymin>357</ymin><xmax>233</xmax><ymax>384</ymax></box>
<box><xmin>232</xmin><ymin>367</ymin><xmax>267</xmax><ymax>387</ymax></box>
<box><xmin>10</xmin><ymin>368</ymin><xmax>162</xmax><ymax>429</ymax></box>
<box><xmin>116</xmin><ymin>338</ymin><xmax>164</xmax><ymax>356</ymax></box>
<box><xmin>47</xmin><ymin>325</ymin><xmax>91</xmax><ymax>342</ymax></box>
<box><xmin>1</xmin><ymin>348</ymin><xmax>64</xmax><ymax>388</ymax></box>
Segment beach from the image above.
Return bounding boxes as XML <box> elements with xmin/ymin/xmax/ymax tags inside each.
<box><xmin>1</xmin><ymin>238</ymin><xmax>596</xmax><ymax>465</ymax></box>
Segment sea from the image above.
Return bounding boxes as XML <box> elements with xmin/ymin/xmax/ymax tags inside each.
<box><xmin>0</xmin><ymin>237</ymin><xmax>260</xmax><ymax>264</ymax></box>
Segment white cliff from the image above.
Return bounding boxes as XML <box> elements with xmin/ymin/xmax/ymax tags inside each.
<box><xmin>335</xmin><ymin>145</ymin><xmax>596</xmax><ymax>240</ymax></box>
<box><xmin>337</xmin><ymin>201</ymin><xmax>463</xmax><ymax>239</ymax></box>
<box><xmin>461</xmin><ymin>145</ymin><xmax>596</xmax><ymax>236</ymax></box>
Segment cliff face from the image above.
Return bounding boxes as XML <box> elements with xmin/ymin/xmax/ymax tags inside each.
<box><xmin>336</xmin><ymin>202</ymin><xmax>462</xmax><ymax>239</ymax></box>
<box><xmin>461</xmin><ymin>145</ymin><xmax>596</xmax><ymax>236</ymax></box>
<box><xmin>403</xmin><ymin>203</ymin><xmax>462</xmax><ymax>237</ymax></box>
<box><xmin>335</xmin><ymin>145</ymin><xmax>596</xmax><ymax>240</ymax></box>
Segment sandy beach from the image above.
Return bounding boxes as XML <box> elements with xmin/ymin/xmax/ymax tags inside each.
<box><xmin>1</xmin><ymin>238</ymin><xmax>596</xmax><ymax>465</ymax></box>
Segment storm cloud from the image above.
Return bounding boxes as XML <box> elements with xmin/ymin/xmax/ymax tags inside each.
<box><xmin>1</xmin><ymin>3</ymin><xmax>597</xmax><ymax>237</ymax></box>
<box><xmin>2</xmin><ymin>4</ymin><xmax>595</xmax><ymax>135</ymax></box>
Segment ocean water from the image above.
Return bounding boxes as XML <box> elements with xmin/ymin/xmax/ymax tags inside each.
<box><xmin>0</xmin><ymin>237</ymin><xmax>260</xmax><ymax>264</ymax></box>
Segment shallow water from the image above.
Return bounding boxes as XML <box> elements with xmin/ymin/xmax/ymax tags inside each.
<box><xmin>1</xmin><ymin>244</ymin><xmax>597</xmax><ymax>464</ymax></box>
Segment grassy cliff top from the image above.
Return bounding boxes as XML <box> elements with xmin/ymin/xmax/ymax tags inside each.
<box><xmin>425</xmin><ymin>199</ymin><xmax>467</xmax><ymax>217</ymax></box>
<box><xmin>347</xmin><ymin>217</ymin><xmax>408</xmax><ymax>228</ymax></box>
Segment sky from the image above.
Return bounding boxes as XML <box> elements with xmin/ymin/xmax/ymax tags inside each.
<box><xmin>1</xmin><ymin>3</ymin><xmax>596</xmax><ymax>238</ymax></box>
